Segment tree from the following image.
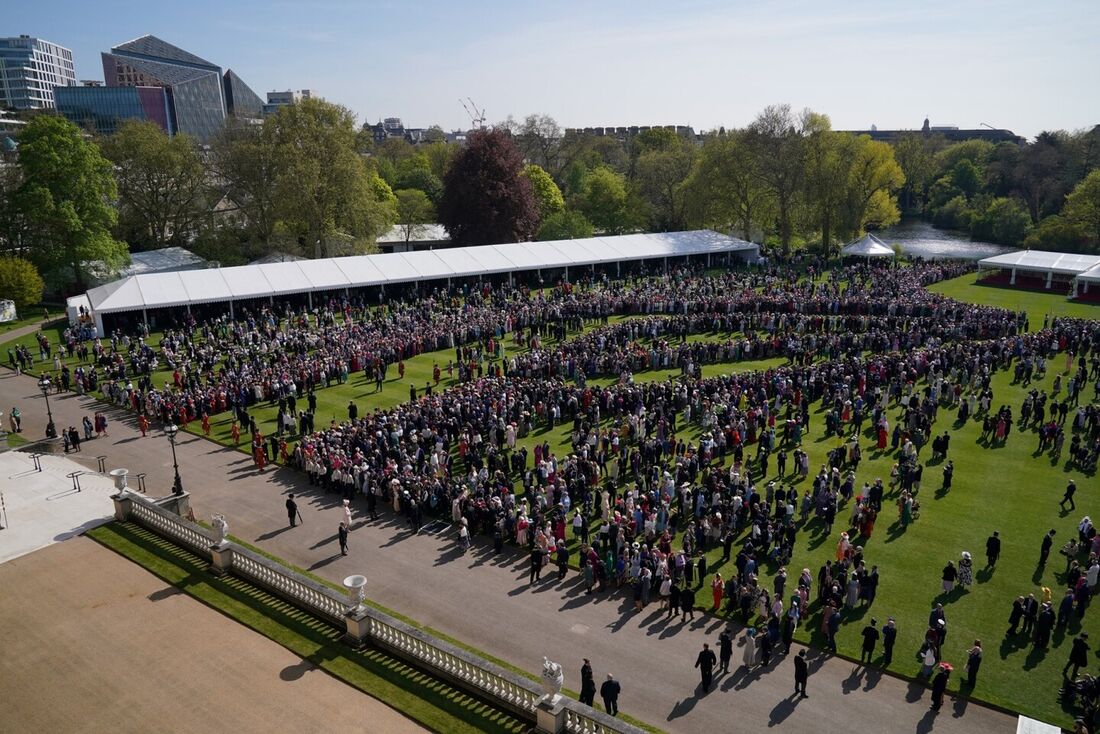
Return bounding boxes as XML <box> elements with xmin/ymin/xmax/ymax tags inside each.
<box><xmin>1063</xmin><ymin>169</ymin><xmax>1100</xmax><ymax>244</ymax></box>
<box><xmin>573</xmin><ymin>166</ymin><xmax>637</xmax><ymax>235</ymax></box>
<box><xmin>269</xmin><ymin>99</ymin><xmax>395</xmax><ymax>257</ymax></box>
<box><xmin>970</xmin><ymin>197</ymin><xmax>1031</xmax><ymax>245</ymax></box>
<box><xmin>0</xmin><ymin>256</ymin><xmax>44</xmax><ymax>310</ymax></box>
<box><xmin>891</xmin><ymin>133</ymin><xmax>939</xmax><ymax>213</ymax></box>
<box><xmin>932</xmin><ymin>195</ymin><xmax>974</xmax><ymax>231</ymax></box>
<box><xmin>1014</xmin><ymin>135</ymin><xmax>1066</xmax><ymax>223</ymax></box>
<box><xmin>683</xmin><ymin>131</ymin><xmax>772</xmax><ymax>241</ymax></box>
<box><xmin>836</xmin><ymin>136</ymin><xmax>904</xmax><ymax>240</ymax></box>
<box><xmin>394</xmin><ymin>189</ymin><xmax>435</xmax><ymax>244</ymax></box>
<box><xmin>100</xmin><ymin>121</ymin><xmax>208</xmax><ymax>251</ymax></box>
<box><xmin>537</xmin><ymin>210</ymin><xmax>594</xmax><ymax>241</ymax></box>
<box><xmin>438</xmin><ymin>128</ymin><xmax>538</xmax><ymax>245</ymax></box>
<box><xmin>13</xmin><ymin>115</ymin><xmax>126</xmax><ymax>289</ymax></box>
<box><xmin>1023</xmin><ymin>214</ymin><xmax>1090</xmax><ymax>252</ymax></box>
<box><xmin>521</xmin><ymin>164</ymin><xmax>565</xmax><ymax>222</ymax></box>
<box><xmin>393</xmin><ymin>165</ymin><xmax>443</xmax><ymax>205</ymax></box>
<box><xmin>747</xmin><ymin>105</ymin><xmax>807</xmax><ymax>252</ymax></box>
<box><xmin>634</xmin><ymin>139</ymin><xmax>696</xmax><ymax>231</ymax></box>
<box><xmin>508</xmin><ymin>114</ymin><xmax>564</xmax><ymax>177</ymax></box>
<box><xmin>801</xmin><ymin>113</ymin><xmax>846</xmax><ymax>252</ymax></box>
<box><xmin>209</xmin><ymin>120</ymin><xmax>280</xmax><ymax>248</ymax></box>
<box><xmin>951</xmin><ymin>159</ymin><xmax>981</xmax><ymax>200</ymax></box>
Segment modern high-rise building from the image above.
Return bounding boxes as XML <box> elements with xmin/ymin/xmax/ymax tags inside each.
<box><xmin>0</xmin><ymin>35</ymin><xmax>76</xmax><ymax>110</ymax></box>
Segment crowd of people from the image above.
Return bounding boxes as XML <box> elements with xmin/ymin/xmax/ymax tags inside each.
<box><xmin>15</xmin><ymin>257</ymin><xmax>1100</xmax><ymax>728</ymax></box>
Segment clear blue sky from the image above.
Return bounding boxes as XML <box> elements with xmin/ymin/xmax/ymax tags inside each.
<box><xmin>10</xmin><ymin>0</ymin><xmax>1099</xmax><ymax>140</ymax></box>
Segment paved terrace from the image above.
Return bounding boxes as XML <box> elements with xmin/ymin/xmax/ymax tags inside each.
<box><xmin>0</xmin><ymin>370</ymin><xmax>1016</xmax><ymax>733</ymax></box>
<box><xmin>0</xmin><ymin>535</ymin><xmax>425</xmax><ymax>734</ymax></box>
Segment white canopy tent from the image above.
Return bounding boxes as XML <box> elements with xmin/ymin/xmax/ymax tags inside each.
<box><xmin>78</xmin><ymin>230</ymin><xmax>760</xmax><ymax>333</ymax></box>
<box><xmin>977</xmin><ymin>250</ymin><xmax>1100</xmax><ymax>291</ymax></box>
<box><xmin>840</xmin><ymin>234</ymin><xmax>895</xmax><ymax>259</ymax></box>
<box><xmin>1071</xmin><ymin>261</ymin><xmax>1100</xmax><ymax>297</ymax></box>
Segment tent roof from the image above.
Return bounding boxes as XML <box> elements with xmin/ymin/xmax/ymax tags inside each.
<box><xmin>979</xmin><ymin>250</ymin><xmax>1100</xmax><ymax>276</ymax></box>
<box><xmin>1074</xmin><ymin>262</ymin><xmax>1100</xmax><ymax>283</ymax></box>
<box><xmin>85</xmin><ymin>231</ymin><xmax>759</xmax><ymax>314</ymax></box>
<box><xmin>841</xmin><ymin>234</ymin><xmax>895</xmax><ymax>257</ymax></box>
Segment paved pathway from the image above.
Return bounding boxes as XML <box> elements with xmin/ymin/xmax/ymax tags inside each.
<box><xmin>0</xmin><ymin>370</ymin><xmax>1016</xmax><ymax>733</ymax></box>
<box><xmin>0</xmin><ymin>536</ymin><xmax>425</xmax><ymax>734</ymax></box>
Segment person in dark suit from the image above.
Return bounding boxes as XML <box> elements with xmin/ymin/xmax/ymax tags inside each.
<box><xmin>1039</xmin><ymin>529</ymin><xmax>1056</xmax><ymax>565</ymax></box>
<box><xmin>600</xmin><ymin>674</ymin><xmax>621</xmax><ymax>716</ymax></box>
<box><xmin>695</xmin><ymin>643</ymin><xmax>717</xmax><ymax>691</ymax></box>
<box><xmin>930</xmin><ymin>665</ymin><xmax>950</xmax><ymax>709</ymax></box>
<box><xmin>882</xmin><ymin>618</ymin><xmax>897</xmax><ymax>665</ymax></box>
<box><xmin>793</xmin><ymin>649</ymin><xmax>809</xmax><ymax>697</ymax></box>
<box><xmin>985</xmin><ymin>531</ymin><xmax>1001</xmax><ymax>568</ymax></box>
<box><xmin>579</xmin><ymin>659</ymin><xmax>596</xmax><ymax>706</ymax></box>
<box><xmin>338</xmin><ymin>521</ymin><xmax>349</xmax><ymax>555</ymax></box>
<box><xmin>718</xmin><ymin>629</ymin><xmax>733</xmax><ymax>673</ymax></box>
<box><xmin>286</xmin><ymin>494</ymin><xmax>298</xmax><ymax>527</ymax></box>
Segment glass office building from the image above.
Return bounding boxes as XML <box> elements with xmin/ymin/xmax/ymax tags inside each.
<box><xmin>91</xmin><ymin>35</ymin><xmax>259</xmax><ymax>141</ymax></box>
<box><xmin>55</xmin><ymin>85</ymin><xmax>173</xmax><ymax>136</ymax></box>
<box><xmin>0</xmin><ymin>35</ymin><xmax>76</xmax><ymax>109</ymax></box>
<box><xmin>223</xmin><ymin>69</ymin><xmax>263</xmax><ymax>120</ymax></box>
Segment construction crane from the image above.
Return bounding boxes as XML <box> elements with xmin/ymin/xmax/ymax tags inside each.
<box><xmin>460</xmin><ymin>97</ymin><xmax>486</xmax><ymax>129</ymax></box>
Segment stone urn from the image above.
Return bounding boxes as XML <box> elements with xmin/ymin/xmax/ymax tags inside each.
<box><xmin>343</xmin><ymin>574</ymin><xmax>367</xmax><ymax>613</ymax></box>
<box><xmin>109</xmin><ymin>467</ymin><xmax>129</xmax><ymax>491</ymax></box>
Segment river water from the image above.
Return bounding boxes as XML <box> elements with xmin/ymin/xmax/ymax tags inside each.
<box><xmin>875</xmin><ymin>220</ymin><xmax>1013</xmax><ymax>260</ymax></box>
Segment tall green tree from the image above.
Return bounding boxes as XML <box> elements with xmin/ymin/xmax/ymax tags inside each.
<box><xmin>270</xmin><ymin>99</ymin><xmax>396</xmax><ymax>257</ymax></box>
<box><xmin>537</xmin><ymin>210</ymin><xmax>594</xmax><ymax>241</ymax></box>
<box><xmin>393</xmin><ymin>188</ymin><xmax>436</xmax><ymax>244</ymax></box>
<box><xmin>0</xmin><ymin>256</ymin><xmax>44</xmax><ymax>310</ymax></box>
<box><xmin>521</xmin><ymin>164</ymin><xmax>565</xmax><ymax>222</ymax></box>
<box><xmin>209</xmin><ymin>120</ymin><xmax>280</xmax><ymax>248</ymax></box>
<box><xmin>836</xmin><ymin>136</ymin><xmax>905</xmax><ymax>240</ymax></box>
<box><xmin>891</xmin><ymin>133</ymin><xmax>939</xmax><ymax>213</ymax></box>
<box><xmin>438</xmin><ymin>128</ymin><xmax>538</xmax><ymax>245</ymax></box>
<box><xmin>683</xmin><ymin>131</ymin><xmax>772</xmax><ymax>241</ymax></box>
<box><xmin>100</xmin><ymin>121</ymin><xmax>207</xmax><ymax>251</ymax></box>
<box><xmin>747</xmin><ymin>105</ymin><xmax>806</xmax><ymax>252</ymax></box>
<box><xmin>13</xmin><ymin>115</ymin><xmax>126</xmax><ymax>289</ymax></box>
<box><xmin>634</xmin><ymin>138</ymin><xmax>696</xmax><ymax>231</ymax></box>
<box><xmin>1063</xmin><ymin>169</ymin><xmax>1100</xmax><ymax>244</ymax></box>
<box><xmin>572</xmin><ymin>166</ymin><xmax>637</xmax><ymax>235</ymax></box>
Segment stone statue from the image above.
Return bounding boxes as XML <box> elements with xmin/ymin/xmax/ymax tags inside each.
<box><xmin>540</xmin><ymin>657</ymin><xmax>564</xmax><ymax>700</ymax></box>
<box><xmin>211</xmin><ymin>513</ymin><xmax>229</xmax><ymax>546</ymax></box>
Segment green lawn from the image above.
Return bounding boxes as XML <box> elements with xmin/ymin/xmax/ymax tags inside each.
<box><xmin>929</xmin><ymin>271</ymin><xmax>1100</xmax><ymax>332</ymax></box>
<box><xmin>0</xmin><ymin>304</ymin><xmax>64</xmax><ymax>338</ymax></box>
<box><xmin>184</xmin><ymin>311</ymin><xmax>1098</xmax><ymax>726</ymax></box>
<box><xmin>15</xmin><ymin>273</ymin><xmax>1100</xmax><ymax>726</ymax></box>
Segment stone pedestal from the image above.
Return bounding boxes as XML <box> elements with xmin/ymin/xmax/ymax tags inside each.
<box><xmin>209</xmin><ymin>544</ymin><xmax>233</xmax><ymax>576</ymax></box>
<box><xmin>535</xmin><ymin>695</ymin><xmax>566</xmax><ymax>734</ymax></box>
<box><xmin>343</xmin><ymin>608</ymin><xmax>370</xmax><ymax>648</ymax></box>
<box><xmin>112</xmin><ymin>492</ymin><xmax>133</xmax><ymax>522</ymax></box>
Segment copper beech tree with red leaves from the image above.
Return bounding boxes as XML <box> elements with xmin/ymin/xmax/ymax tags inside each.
<box><xmin>438</xmin><ymin>128</ymin><xmax>539</xmax><ymax>246</ymax></box>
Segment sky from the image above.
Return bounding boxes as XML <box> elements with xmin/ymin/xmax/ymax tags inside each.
<box><xmin>9</xmin><ymin>0</ymin><xmax>1100</xmax><ymax>140</ymax></box>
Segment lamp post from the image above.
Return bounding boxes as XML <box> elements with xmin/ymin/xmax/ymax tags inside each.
<box><xmin>38</xmin><ymin>375</ymin><xmax>57</xmax><ymax>439</ymax></box>
<box><xmin>165</xmin><ymin>423</ymin><xmax>183</xmax><ymax>495</ymax></box>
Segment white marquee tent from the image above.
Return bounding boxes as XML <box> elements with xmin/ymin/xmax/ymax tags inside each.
<box><xmin>977</xmin><ymin>250</ymin><xmax>1100</xmax><ymax>291</ymax></box>
<box><xmin>840</xmin><ymin>234</ymin><xmax>895</xmax><ymax>258</ymax></box>
<box><xmin>70</xmin><ymin>230</ymin><xmax>759</xmax><ymax>333</ymax></box>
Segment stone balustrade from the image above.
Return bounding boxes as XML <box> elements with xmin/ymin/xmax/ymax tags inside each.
<box><xmin>112</xmin><ymin>490</ymin><xmax>644</xmax><ymax>734</ymax></box>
